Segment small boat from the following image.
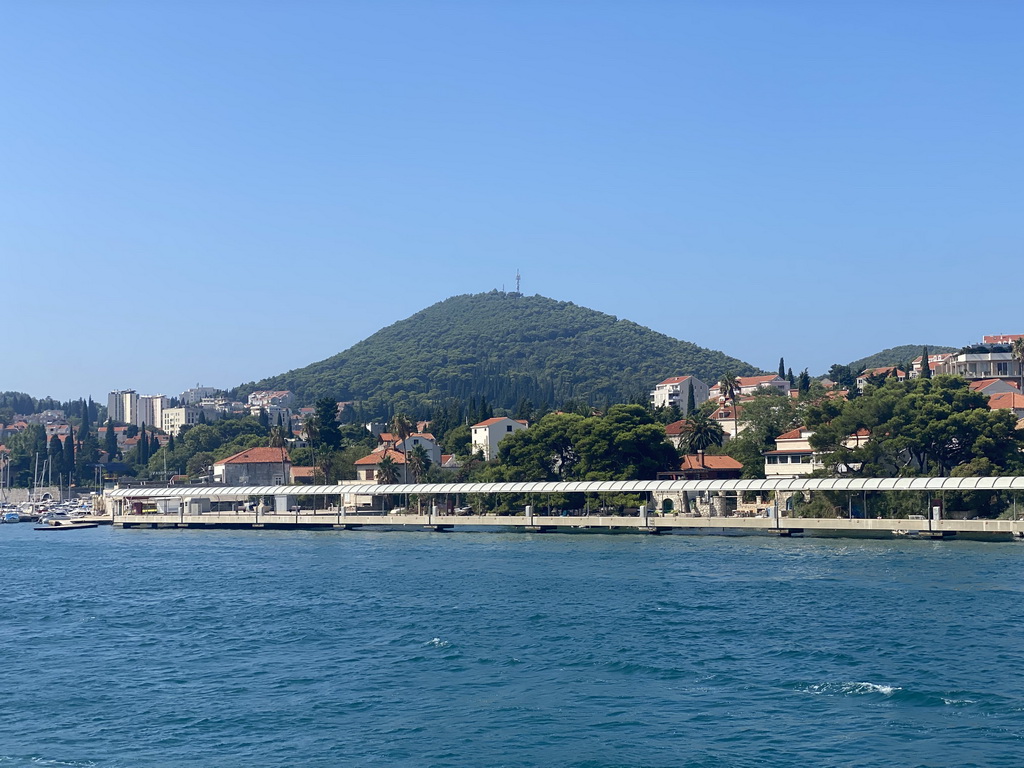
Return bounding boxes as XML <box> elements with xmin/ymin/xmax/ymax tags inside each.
<box><xmin>2</xmin><ymin>511</ymin><xmax>20</xmax><ymax>524</ymax></box>
<box><xmin>34</xmin><ymin>519</ymin><xmax>98</xmax><ymax>531</ymax></box>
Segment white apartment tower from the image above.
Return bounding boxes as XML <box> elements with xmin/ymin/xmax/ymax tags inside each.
<box><xmin>107</xmin><ymin>390</ymin><xmax>138</xmax><ymax>425</ymax></box>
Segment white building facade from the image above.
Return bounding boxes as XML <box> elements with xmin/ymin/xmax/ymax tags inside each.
<box><xmin>471</xmin><ymin>417</ymin><xmax>529</xmax><ymax>460</ymax></box>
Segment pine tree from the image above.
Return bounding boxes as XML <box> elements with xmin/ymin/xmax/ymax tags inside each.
<box><xmin>921</xmin><ymin>346</ymin><xmax>932</xmax><ymax>379</ymax></box>
<box><xmin>778</xmin><ymin>357</ymin><xmax>786</xmax><ymax>379</ymax></box>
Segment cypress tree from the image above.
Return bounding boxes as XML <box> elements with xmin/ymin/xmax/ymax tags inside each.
<box><xmin>778</xmin><ymin>357</ymin><xmax>786</xmax><ymax>379</ymax></box>
<box><xmin>686</xmin><ymin>380</ymin><xmax>696</xmax><ymax>415</ymax></box>
<box><xmin>167</xmin><ymin>432</ymin><xmax>175</xmax><ymax>452</ymax></box>
<box><xmin>139</xmin><ymin>423</ymin><xmax>149</xmax><ymax>464</ymax></box>
<box><xmin>49</xmin><ymin>434</ymin><xmax>65</xmax><ymax>478</ymax></box>
<box><xmin>787</xmin><ymin>367</ymin><xmax>795</xmax><ymax>387</ymax></box>
<box><xmin>104</xmin><ymin>419</ymin><xmax>117</xmax><ymax>460</ymax></box>
<box><xmin>921</xmin><ymin>346</ymin><xmax>932</xmax><ymax>379</ymax></box>
<box><xmin>64</xmin><ymin>427</ymin><xmax>75</xmax><ymax>484</ymax></box>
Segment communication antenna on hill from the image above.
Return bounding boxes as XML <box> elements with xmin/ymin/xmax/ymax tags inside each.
<box><xmin>516</xmin><ymin>269</ymin><xmax>521</xmax><ymax>294</ymax></box>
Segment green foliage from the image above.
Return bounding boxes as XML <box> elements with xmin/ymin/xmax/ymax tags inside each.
<box><xmin>806</xmin><ymin>376</ymin><xmax>1024</xmax><ymax>485</ymax></box>
<box><xmin>493</xmin><ymin>405</ymin><xmax>677</xmax><ymax>482</ymax></box>
<box><xmin>235</xmin><ymin>292</ymin><xmax>760</xmax><ymax>415</ymax></box>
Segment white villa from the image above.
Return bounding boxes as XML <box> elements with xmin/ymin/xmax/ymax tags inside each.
<box><xmin>471</xmin><ymin>417</ymin><xmax>528</xmax><ymax>460</ymax></box>
<box><xmin>650</xmin><ymin>376</ymin><xmax>709</xmax><ymax>413</ymax></box>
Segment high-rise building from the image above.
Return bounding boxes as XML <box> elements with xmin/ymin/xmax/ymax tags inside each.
<box><xmin>107</xmin><ymin>390</ymin><xmax>138</xmax><ymax>425</ymax></box>
<box><xmin>136</xmin><ymin>395</ymin><xmax>167</xmax><ymax>430</ymax></box>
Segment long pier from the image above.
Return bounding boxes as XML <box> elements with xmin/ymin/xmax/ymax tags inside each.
<box><xmin>110</xmin><ymin>511</ymin><xmax>1024</xmax><ymax>539</ymax></box>
<box><xmin>106</xmin><ymin>477</ymin><xmax>1024</xmax><ymax>539</ymax></box>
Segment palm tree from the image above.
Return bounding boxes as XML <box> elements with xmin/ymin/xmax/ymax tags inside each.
<box><xmin>718</xmin><ymin>373</ymin><xmax>741</xmax><ymax>440</ymax></box>
<box><xmin>376</xmin><ymin>454</ymin><xmax>401</xmax><ymax>484</ymax></box>
<box><xmin>391</xmin><ymin>413</ymin><xmax>414</xmax><ymax>445</ymax></box>
<box><xmin>376</xmin><ymin>454</ymin><xmax>401</xmax><ymax>511</ymax></box>
<box><xmin>406</xmin><ymin>444</ymin><xmax>431</xmax><ymax>483</ymax></box>
<box><xmin>682</xmin><ymin>411</ymin><xmax>726</xmax><ymax>463</ymax></box>
<box><xmin>1012</xmin><ymin>338</ymin><xmax>1024</xmax><ymax>393</ymax></box>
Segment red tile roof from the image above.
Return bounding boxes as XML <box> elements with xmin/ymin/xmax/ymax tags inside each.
<box><xmin>679</xmin><ymin>455</ymin><xmax>743</xmax><ymax>471</ymax></box>
<box><xmin>657</xmin><ymin>375</ymin><xmax>693</xmax><ymax>386</ymax></box>
<box><xmin>987</xmin><ymin>393</ymin><xmax>1024</xmax><ymax>411</ymax></box>
<box><xmin>354</xmin><ymin>449</ymin><xmax>406</xmax><ymax>465</ymax></box>
<box><xmin>471</xmin><ymin>417</ymin><xmax>528</xmax><ymax>428</ymax></box>
<box><xmin>214</xmin><ymin>446</ymin><xmax>290</xmax><ymax>465</ymax></box>
<box><xmin>777</xmin><ymin>427</ymin><xmax>809</xmax><ymax>440</ymax></box>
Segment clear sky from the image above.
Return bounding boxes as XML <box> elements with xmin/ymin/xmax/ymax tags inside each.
<box><xmin>3</xmin><ymin>1</ymin><xmax>1021</xmax><ymax>401</ymax></box>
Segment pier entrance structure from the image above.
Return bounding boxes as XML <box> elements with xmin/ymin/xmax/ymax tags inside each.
<box><xmin>106</xmin><ymin>477</ymin><xmax>1024</xmax><ymax>537</ymax></box>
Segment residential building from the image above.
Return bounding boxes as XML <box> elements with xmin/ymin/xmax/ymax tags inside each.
<box><xmin>354</xmin><ymin>449</ymin><xmax>408</xmax><ymax>483</ymax></box>
<box><xmin>181</xmin><ymin>386</ymin><xmax>222</xmax><ymax>404</ymax></box>
<box><xmin>856</xmin><ymin>367</ymin><xmax>907</xmax><ymax>390</ymax></box>
<box><xmin>161</xmin><ymin>406</ymin><xmax>202</xmax><ymax>436</ymax></box>
<box><xmin>650</xmin><ymin>376</ymin><xmax>709</xmax><ymax>413</ymax></box>
<box><xmin>710</xmin><ymin>402</ymin><xmax>747</xmax><ymax>440</ymax></box>
<box><xmin>983</xmin><ymin>334</ymin><xmax>1024</xmax><ymax>345</ymax></box>
<box><xmin>938</xmin><ymin>345</ymin><xmax>1024</xmax><ymax>385</ymax></box>
<box><xmin>396</xmin><ymin>433</ymin><xmax>442</xmax><ymax>466</ymax></box>
<box><xmin>213</xmin><ymin>446</ymin><xmax>291</xmax><ymax>485</ymax></box>
<box><xmin>657</xmin><ymin>454</ymin><xmax>743</xmax><ymax>481</ymax></box>
<box><xmin>107</xmin><ymin>390</ymin><xmax>138</xmax><ymax>425</ymax></box>
<box><xmin>708</xmin><ymin>374</ymin><xmax>790</xmax><ymax>400</ymax></box>
<box><xmin>909</xmin><ymin>352</ymin><xmax>954</xmax><ymax>378</ymax></box>
<box><xmin>764</xmin><ymin>427</ymin><xmax>818</xmax><ymax>478</ymax></box>
<box><xmin>987</xmin><ymin>392</ymin><xmax>1024</xmax><ymax>420</ymax></box>
<box><xmin>247</xmin><ymin>390</ymin><xmax>295</xmax><ymax>409</ymax></box>
<box><xmin>969</xmin><ymin>379</ymin><xmax>1020</xmax><ymax>396</ymax></box>
<box><xmin>136</xmin><ymin>394</ymin><xmax>167</xmax><ymax>429</ymax></box>
<box><xmin>471</xmin><ymin>417</ymin><xmax>529</xmax><ymax>460</ymax></box>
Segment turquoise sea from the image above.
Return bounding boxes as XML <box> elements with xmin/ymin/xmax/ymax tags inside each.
<box><xmin>2</xmin><ymin>525</ymin><xmax>1023</xmax><ymax>767</ymax></box>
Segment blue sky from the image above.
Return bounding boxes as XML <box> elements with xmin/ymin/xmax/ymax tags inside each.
<box><xmin>3</xmin><ymin>1</ymin><xmax>1021</xmax><ymax>400</ymax></box>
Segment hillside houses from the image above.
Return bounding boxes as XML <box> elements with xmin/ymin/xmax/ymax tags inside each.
<box><xmin>650</xmin><ymin>376</ymin><xmax>710</xmax><ymax>413</ymax></box>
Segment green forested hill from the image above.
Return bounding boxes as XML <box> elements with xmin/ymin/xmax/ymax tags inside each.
<box><xmin>848</xmin><ymin>344</ymin><xmax>957</xmax><ymax>373</ymax></box>
<box><xmin>237</xmin><ymin>292</ymin><xmax>760</xmax><ymax>414</ymax></box>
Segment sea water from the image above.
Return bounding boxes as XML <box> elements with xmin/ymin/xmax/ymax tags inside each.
<box><xmin>2</xmin><ymin>525</ymin><xmax>1023</xmax><ymax>767</ymax></box>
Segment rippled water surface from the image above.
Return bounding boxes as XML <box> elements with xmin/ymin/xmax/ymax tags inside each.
<box><xmin>2</xmin><ymin>526</ymin><xmax>1023</xmax><ymax>767</ymax></box>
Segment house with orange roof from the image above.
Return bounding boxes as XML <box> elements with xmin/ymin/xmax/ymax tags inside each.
<box><xmin>969</xmin><ymin>379</ymin><xmax>1019</xmax><ymax>396</ymax></box>
<box><xmin>354</xmin><ymin>448</ymin><xmax>408</xmax><ymax>483</ymax></box>
<box><xmin>396</xmin><ymin>433</ymin><xmax>442</xmax><ymax>465</ymax></box>
<box><xmin>708</xmin><ymin>374</ymin><xmax>790</xmax><ymax>400</ymax></box>
<box><xmin>650</xmin><ymin>375</ymin><xmax>709</xmax><ymax>413</ymax></box>
<box><xmin>856</xmin><ymin>367</ymin><xmax>907</xmax><ymax>390</ymax></box>
<box><xmin>471</xmin><ymin>417</ymin><xmax>529</xmax><ymax>460</ymax></box>
<box><xmin>909</xmin><ymin>352</ymin><xmax>954</xmax><ymax>378</ymax></box>
<box><xmin>709</xmin><ymin>402</ymin><xmax>747</xmax><ymax>440</ymax></box>
<box><xmin>986</xmin><ymin>392</ymin><xmax>1024</xmax><ymax>420</ymax></box>
<box><xmin>213</xmin><ymin>446</ymin><xmax>291</xmax><ymax>485</ymax></box>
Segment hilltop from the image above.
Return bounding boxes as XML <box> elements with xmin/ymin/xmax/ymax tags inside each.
<box><xmin>847</xmin><ymin>344</ymin><xmax>957</xmax><ymax>374</ymax></box>
<box><xmin>237</xmin><ymin>291</ymin><xmax>760</xmax><ymax>414</ymax></box>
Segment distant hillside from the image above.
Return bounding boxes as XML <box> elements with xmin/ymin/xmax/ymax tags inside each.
<box><xmin>238</xmin><ymin>291</ymin><xmax>760</xmax><ymax>414</ymax></box>
<box><xmin>848</xmin><ymin>344</ymin><xmax>957</xmax><ymax>374</ymax></box>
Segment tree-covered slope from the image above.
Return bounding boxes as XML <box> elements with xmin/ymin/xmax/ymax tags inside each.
<box><xmin>238</xmin><ymin>291</ymin><xmax>760</xmax><ymax>413</ymax></box>
<box><xmin>849</xmin><ymin>344</ymin><xmax>956</xmax><ymax>373</ymax></box>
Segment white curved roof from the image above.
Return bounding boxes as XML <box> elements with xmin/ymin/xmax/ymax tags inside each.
<box><xmin>106</xmin><ymin>476</ymin><xmax>1024</xmax><ymax>499</ymax></box>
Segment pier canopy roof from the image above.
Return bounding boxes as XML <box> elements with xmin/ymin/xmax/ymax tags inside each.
<box><xmin>106</xmin><ymin>476</ymin><xmax>1024</xmax><ymax>499</ymax></box>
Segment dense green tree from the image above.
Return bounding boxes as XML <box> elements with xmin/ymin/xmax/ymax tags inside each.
<box><xmin>315</xmin><ymin>397</ymin><xmax>343</xmax><ymax>450</ymax></box>
<box><xmin>797</xmin><ymin>369</ymin><xmax>811</xmax><ymax>393</ymax></box>
<box><xmin>686</xmin><ymin>380</ymin><xmax>696</xmax><ymax>415</ymax></box>
<box><xmin>806</xmin><ymin>376</ymin><xmax>1023</xmax><ymax>479</ymax></box>
<box><xmin>1013</xmin><ymin>338</ymin><xmax>1024</xmax><ymax>392</ymax></box>
<box><xmin>104</xmin><ymin>420</ymin><xmax>118</xmax><ymax>461</ymax></box>
<box><xmin>778</xmin><ymin>357</ymin><xmax>786</xmax><ymax>378</ymax></box>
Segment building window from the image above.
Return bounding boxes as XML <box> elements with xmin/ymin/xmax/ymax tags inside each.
<box><xmin>506</xmin><ymin>425</ymin><xmax>513</xmax><ymax>432</ymax></box>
